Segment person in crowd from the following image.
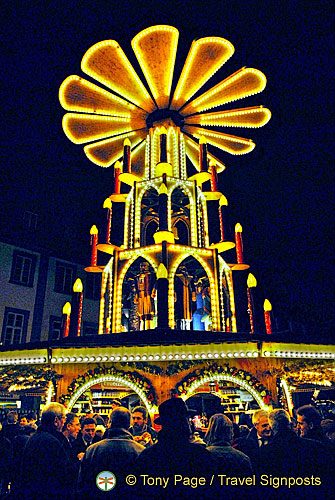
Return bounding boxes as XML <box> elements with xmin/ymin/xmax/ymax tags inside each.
<box><xmin>259</xmin><ymin>409</ymin><xmax>334</xmax><ymax>499</ymax></box>
<box><xmin>1</xmin><ymin>410</ymin><xmax>19</xmax><ymax>442</ymax></box>
<box><xmin>19</xmin><ymin>416</ymin><xmax>28</xmax><ymax>427</ymax></box>
<box><xmin>206</xmin><ymin>413</ymin><xmax>253</xmax><ymax>476</ymax></box>
<box><xmin>26</xmin><ymin>411</ymin><xmax>38</xmax><ymax>429</ymax></box>
<box><xmin>136</xmin><ymin>398</ymin><xmax>216</xmax><ymax>499</ymax></box>
<box><xmin>237</xmin><ymin>408</ymin><xmax>271</xmax><ymax>471</ymax></box>
<box><xmin>296</xmin><ymin>404</ymin><xmax>323</xmax><ymax>440</ymax></box>
<box><xmin>17</xmin><ymin>402</ymin><xmax>72</xmax><ymax>500</ymax></box>
<box><xmin>93</xmin><ymin>424</ymin><xmax>106</xmax><ymax>442</ymax></box>
<box><xmin>110</xmin><ymin>398</ymin><xmax>122</xmax><ymax>411</ymax></box>
<box><xmin>93</xmin><ymin>413</ymin><xmax>106</xmax><ymax>427</ymax></box>
<box><xmin>10</xmin><ymin>425</ymin><xmax>36</xmax><ymax>493</ymax></box>
<box><xmin>72</xmin><ymin>416</ymin><xmax>96</xmax><ymax>460</ymax></box>
<box><xmin>189</xmin><ymin>419</ymin><xmax>206</xmax><ymax>446</ymax></box>
<box><xmin>77</xmin><ymin>406</ymin><xmax>145</xmax><ymax>499</ymax></box>
<box><xmin>0</xmin><ymin>422</ymin><xmax>12</xmax><ymax>495</ymax></box>
<box><xmin>129</xmin><ymin>406</ymin><xmax>157</xmax><ymax>447</ymax></box>
<box><xmin>321</xmin><ymin>419</ymin><xmax>335</xmax><ymax>441</ymax></box>
<box><xmin>63</xmin><ymin>412</ymin><xmax>81</xmax><ymax>445</ymax></box>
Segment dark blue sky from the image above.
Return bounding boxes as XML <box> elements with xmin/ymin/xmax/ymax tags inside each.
<box><xmin>2</xmin><ymin>0</ymin><xmax>334</xmax><ymax>337</ymax></box>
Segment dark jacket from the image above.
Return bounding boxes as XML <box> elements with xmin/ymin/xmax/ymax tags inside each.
<box><xmin>237</xmin><ymin>426</ymin><xmax>270</xmax><ymax>472</ymax></box>
<box><xmin>207</xmin><ymin>439</ymin><xmax>254</xmax><ymax>476</ymax></box>
<box><xmin>17</xmin><ymin>424</ymin><xmax>73</xmax><ymax>500</ymax></box>
<box><xmin>135</xmin><ymin>429</ymin><xmax>216</xmax><ymax>499</ymax></box>
<box><xmin>77</xmin><ymin>427</ymin><xmax>145</xmax><ymax>499</ymax></box>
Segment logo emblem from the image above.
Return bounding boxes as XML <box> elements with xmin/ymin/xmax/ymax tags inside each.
<box><xmin>96</xmin><ymin>471</ymin><xmax>116</xmax><ymax>491</ymax></box>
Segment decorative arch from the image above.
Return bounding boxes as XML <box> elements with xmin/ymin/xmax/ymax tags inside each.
<box><xmin>168</xmin><ymin>251</ymin><xmax>220</xmax><ymax>330</ymax></box>
<box><xmin>115</xmin><ymin>255</ymin><xmax>159</xmax><ymax>332</ymax></box>
<box><xmin>173</xmin><ymin>364</ymin><xmax>273</xmax><ymax>409</ymax></box>
<box><xmin>59</xmin><ymin>366</ymin><xmax>158</xmax><ymax>415</ymax></box>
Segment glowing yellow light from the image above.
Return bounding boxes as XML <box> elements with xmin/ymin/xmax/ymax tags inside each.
<box><xmin>59</xmin><ymin>75</ymin><xmax>144</xmax><ymax>116</ymax></box>
<box><xmin>184</xmin><ymin>106</ymin><xmax>271</xmax><ymax>128</ymax></box>
<box><xmin>132</xmin><ymin>26</ymin><xmax>179</xmax><ymax>109</ymax></box>
<box><xmin>159</xmin><ymin>183</ymin><xmax>168</xmax><ymax>194</ymax></box>
<box><xmin>264</xmin><ymin>299</ymin><xmax>272</xmax><ymax>311</ymax></box>
<box><xmin>199</xmin><ymin>136</ymin><xmax>207</xmax><ymax>144</ymax></box>
<box><xmin>157</xmin><ymin>263</ymin><xmax>168</xmax><ymax>279</ymax></box>
<box><xmin>247</xmin><ymin>273</ymin><xmax>257</xmax><ymax>288</ymax></box>
<box><xmin>182</xmin><ymin>67</ymin><xmax>267</xmax><ymax>114</ymax></box>
<box><xmin>219</xmin><ymin>195</ymin><xmax>228</xmax><ymax>206</ymax></box>
<box><xmin>84</xmin><ymin>131</ymin><xmax>147</xmax><ymax>168</ymax></box>
<box><xmin>90</xmin><ymin>225</ymin><xmax>98</xmax><ymax>235</ymax></box>
<box><xmin>171</xmin><ymin>37</ymin><xmax>234</xmax><ymax>110</ymax></box>
<box><xmin>103</xmin><ymin>198</ymin><xmax>112</xmax><ymax>209</ymax></box>
<box><xmin>62</xmin><ymin>302</ymin><xmax>71</xmax><ymax>315</ymax></box>
<box><xmin>235</xmin><ymin>223</ymin><xmax>243</xmax><ymax>232</ymax></box>
<box><xmin>81</xmin><ymin>40</ymin><xmax>155</xmax><ymax>112</ymax></box>
<box><xmin>153</xmin><ymin>231</ymin><xmax>175</xmax><ymax>244</ymax></box>
<box><xmin>184</xmin><ymin>125</ymin><xmax>255</xmax><ymax>155</ymax></box>
<box><xmin>62</xmin><ymin>113</ymin><xmax>146</xmax><ymax>145</ymax></box>
<box><xmin>73</xmin><ymin>278</ymin><xmax>83</xmax><ymax>293</ymax></box>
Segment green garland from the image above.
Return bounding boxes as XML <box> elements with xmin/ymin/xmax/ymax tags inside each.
<box><xmin>59</xmin><ymin>365</ymin><xmax>158</xmax><ymax>408</ymax></box>
<box><xmin>172</xmin><ymin>363</ymin><xmax>273</xmax><ymax>405</ymax></box>
<box><xmin>0</xmin><ymin>365</ymin><xmax>62</xmax><ymax>392</ymax></box>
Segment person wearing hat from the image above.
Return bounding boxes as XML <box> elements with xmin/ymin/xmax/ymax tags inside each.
<box><xmin>111</xmin><ymin>399</ymin><xmax>122</xmax><ymax>411</ymax></box>
<box><xmin>136</xmin><ymin>398</ymin><xmax>215</xmax><ymax>498</ymax></box>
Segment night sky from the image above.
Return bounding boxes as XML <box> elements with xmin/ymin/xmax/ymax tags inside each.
<box><xmin>3</xmin><ymin>1</ymin><xmax>334</xmax><ymax>339</ymax></box>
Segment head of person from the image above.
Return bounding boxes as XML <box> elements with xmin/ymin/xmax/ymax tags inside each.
<box><xmin>63</xmin><ymin>413</ymin><xmax>80</xmax><ymax>440</ymax></box>
<box><xmin>110</xmin><ymin>406</ymin><xmax>131</xmax><ymax>430</ymax></box>
<box><xmin>252</xmin><ymin>409</ymin><xmax>271</xmax><ymax>439</ymax></box>
<box><xmin>296</xmin><ymin>405</ymin><xmax>322</xmax><ymax>438</ymax></box>
<box><xmin>95</xmin><ymin>425</ymin><xmax>106</xmax><ymax>440</ymax></box>
<box><xmin>7</xmin><ymin>411</ymin><xmax>18</xmax><ymax>424</ymax></box>
<box><xmin>140</xmin><ymin>261</ymin><xmax>149</xmax><ymax>273</ymax></box>
<box><xmin>41</xmin><ymin>403</ymin><xmax>66</xmax><ymax>432</ymax></box>
<box><xmin>26</xmin><ymin>412</ymin><xmax>37</xmax><ymax>424</ymax></box>
<box><xmin>21</xmin><ymin>424</ymin><xmax>37</xmax><ymax>437</ymax></box>
<box><xmin>155</xmin><ymin>398</ymin><xmax>191</xmax><ymax>438</ymax></box>
<box><xmin>19</xmin><ymin>416</ymin><xmax>28</xmax><ymax>427</ymax></box>
<box><xmin>268</xmin><ymin>409</ymin><xmax>292</xmax><ymax>436</ymax></box>
<box><xmin>110</xmin><ymin>399</ymin><xmax>122</xmax><ymax>411</ymax></box>
<box><xmin>81</xmin><ymin>417</ymin><xmax>96</xmax><ymax>444</ymax></box>
<box><xmin>131</xmin><ymin>406</ymin><xmax>148</xmax><ymax>432</ymax></box>
<box><xmin>321</xmin><ymin>419</ymin><xmax>335</xmax><ymax>441</ymax></box>
<box><xmin>205</xmin><ymin>414</ymin><xmax>233</xmax><ymax>446</ymax></box>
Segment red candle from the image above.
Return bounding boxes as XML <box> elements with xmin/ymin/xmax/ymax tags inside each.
<box><xmin>90</xmin><ymin>225</ymin><xmax>98</xmax><ymax>266</ymax></box>
<box><xmin>199</xmin><ymin>137</ymin><xmax>208</xmax><ymax>172</ymax></box>
<box><xmin>264</xmin><ymin>299</ymin><xmax>272</xmax><ymax>334</ymax></box>
<box><xmin>219</xmin><ymin>195</ymin><xmax>228</xmax><ymax>241</ymax></box>
<box><xmin>209</xmin><ymin>160</ymin><xmax>219</xmax><ymax>191</ymax></box>
<box><xmin>247</xmin><ymin>274</ymin><xmax>257</xmax><ymax>334</ymax></box>
<box><xmin>123</xmin><ymin>138</ymin><xmax>131</xmax><ymax>173</ymax></box>
<box><xmin>114</xmin><ymin>161</ymin><xmax>122</xmax><ymax>194</ymax></box>
<box><xmin>103</xmin><ymin>199</ymin><xmax>112</xmax><ymax>244</ymax></box>
<box><xmin>62</xmin><ymin>302</ymin><xmax>71</xmax><ymax>338</ymax></box>
<box><xmin>69</xmin><ymin>278</ymin><xmax>83</xmax><ymax>338</ymax></box>
<box><xmin>235</xmin><ymin>223</ymin><xmax>244</xmax><ymax>263</ymax></box>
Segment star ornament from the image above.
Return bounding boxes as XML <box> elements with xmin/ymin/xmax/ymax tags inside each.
<box><xmin>59</xmin><ymin>25</ymin><xmax>271</xmax><ymax>169</ymax></box>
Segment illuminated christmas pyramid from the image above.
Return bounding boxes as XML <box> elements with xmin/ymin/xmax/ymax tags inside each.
<box><xmin>59</xmin><ymin>25</ymin><xmax>271</xmax><ymax>336</ymax></box>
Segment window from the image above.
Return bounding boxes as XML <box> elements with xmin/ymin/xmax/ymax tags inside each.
<box><xmin>83</xmin><ymin>321</ymin><xmax>98</xmax><ymax>336</ymax></box>
<box><xmin>10</xmin><ymin>250</ymin><xmax>37</xmax><ymax>287</ymax></box>
<box><xmin>2</xmin><ymin>308</ymin><xmax>29</xmax><ymax>345</ymax></box>
<box><xmin>54</xmin><ymin>261</ymin><xmax>76</xmax><ymax>294</ymax></box>
<box><xmin>85</xmin><ymin>273</ymin><xmax>101</xmax><ymax>300</ymax></box>
<box><xmin>49</xmin><ymin>316</ymin><xmax>62</xmax><ymax>341</ymax></box>
<box><xmin>23</xmin><ymin>211</ymin><xmax>38</xmax><ymax>230</ymax></box>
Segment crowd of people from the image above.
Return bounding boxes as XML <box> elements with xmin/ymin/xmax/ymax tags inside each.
<box><xmin>0</xmin><ymin>399</ymin><xmax>334</xmax><ymax>500</ymax></box>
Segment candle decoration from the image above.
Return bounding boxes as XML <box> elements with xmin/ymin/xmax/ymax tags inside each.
<box><xmin>235</xmin><ymin>223</ymin><xmax>244</xmax><ymax>263</ymax></box>
<box><xmin>90</xmin><ymin>225</ymin><xmax>99</xmax><ymax>266</ymax></box>
<box><xmin>62</xmin><ymin>302</ymin><xmax>71</xmax><ymax>338</ymax></box>
<box><xmin>263</xmin><ymin>299</ymin><xmax>272</xmax><ymax>334</ymax></box>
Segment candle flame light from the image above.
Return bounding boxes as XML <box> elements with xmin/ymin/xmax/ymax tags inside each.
<box><xmin>73</xmin><ymin>278</ymin><xmax>83</xmax><ymax>293</ymax></box>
